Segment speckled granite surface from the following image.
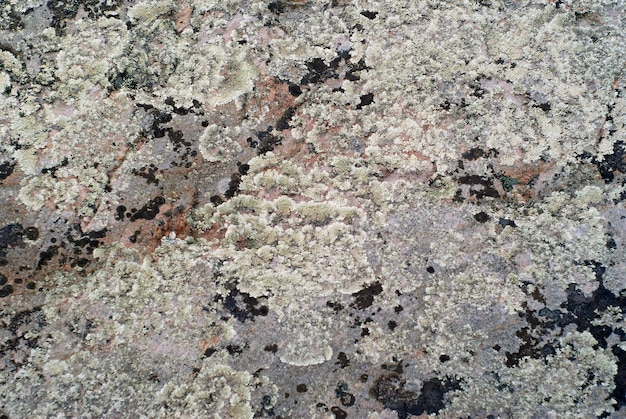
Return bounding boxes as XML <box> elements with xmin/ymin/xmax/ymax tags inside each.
<box><xmin>0</xmin><ymin>0</ymin><xmax>625</xmax><ymax>417</ymax></box>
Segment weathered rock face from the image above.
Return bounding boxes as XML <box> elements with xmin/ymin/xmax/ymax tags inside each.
<box><xmin>1</xmin><ymin>0</ymin><xmax>625</xmax><ymax>417</ymax></box>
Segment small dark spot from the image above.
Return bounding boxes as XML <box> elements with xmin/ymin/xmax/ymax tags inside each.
<box><xmin>360</xmin><ymin>10</ymin><xmax>378</xmax><ymax>19</ymax></box>
<box><xmin>264</xmin><ymin>344</ymin><xmax>278</xmax><ymax>353</ymax></box>
<box><xmin>13</xmin><ymin>278</ymin><xmax>22</xmax><ymax>284</ymax></box>
<box><xmin>288</xmin><ymin>84</ymin><xmax>302</xmax><ymax>97</ymax></box>
<box><xmin>0</xmin><ymin>160</ymin><xmax>15</xmax><ymax>181</ymax></box>
<box><xmin>439</xmin><ymin>354</ymin><xmax>450</xmax><ymax>363</ymax></box>
<box><xmin>203</xmin><ymin>348</ymin><xmax>217</xmax><ymax>358</ymax></box>
<box><xmin>474</xmin><ymin>212</ymin><xmax>490</xmax><ymax>223</ymax></box>
<box><xmin>296</xmin><ymin>384</ymin><xmax>308</xmax><ymax>393</ymax></box>
<box><xmin>426</xmin><ymin>266</ymin><xmax>435</xmax><ymax>274</ymax></box>
<box><xmin>0</xmin><ymin>274</ymin><xmax>6</xmax><ymax>285</ymax></box>
<box><xmin>0</xmin><ymin>284</ymin><xmax>13</xmax><ymax>297</ymax></box>
<box><xmin>25</xmin><ymin>227</ymin><xmax>39</xmax><ymax>241</ymax></box>
<box><xmin>330</xmin><ymin>406</ymin><xmax>347</xmax><ymax>419</ymax></box>
<box><xmin>238</xmin><ymin>163</ymin><xmax>250</xmax><ymax>175</ymax></box>
<box><xmin>533</xmin><ymin>102</ymin><xmax>551</xmax><ymax>113</ymax></box>
<box><xmin>129</xmin><ymin>230</ymin><xmax>140</xmax><ymax>244</ymax></box>
<box><xmin>210</xmin><ymin>195</ymin><xmax>224</xmax><ymax>206</ymax></box>
<box><xmin>26</xmin><ymin>282</ymin><xmax>36</xmax><ymax>290</ymax></box>
<box><xmin>394</xmin><ymin>305</ymin><xmax>403</xmax><ymax>313</ymax></box>
<box><xmin>226</xmin><ymin>344</ymin><xmax>243</xmax><ymax>355</ymax></box>
<box><xmin>356</xmin><ymin>93</ymin><xmax>374</xmax><ymax>109</ymax></box>
<box><xmin>388</xmin><ymin>320</ymin><xmax>397</xmax><ymax>331</ymax></box>
<box><xmin>360</xmin><ymin>374</ymin><xmax>369</xmax><ymax>382</ymax></box>
<box><xmin>276</xmin><ymin>107</ymin><xmax>296</xmax><ymax>131</ymax></box>
<box><xmin>336</xmin><ymin>351</ymin><xmax>350</xmax><ymax>369</ymax></box>
<box><xmin>326</xmin><ymin>301</ymin><xmax>344</xmax><ymax>312</ymax></box>
<box><xmin>130</xmin><ymin>197</ymin><xmax>165</xmax><ymax>221</ymax></box>
<box><xmin>268</xmin><ymin>1</ymin><xmax>284</xmax><ymax>14</ymax></box>
<box><xmin>462</xmin><ymin>147</ymin><xmax>485</xmax><ymax>160</ymax></box>
<box><xmin>115</xmin><ymin>205</ymin><xmax>127</xmax><ymax>221</ymax></box>
<box><xmin>498</xmin><ymin>218</ymin><xmax>517</xmax><ymax>228</ymax></box>
<box><xmin>351</xmin><ymin>281</ymin><xmax>383</xmax><ymax>309</ymax></box>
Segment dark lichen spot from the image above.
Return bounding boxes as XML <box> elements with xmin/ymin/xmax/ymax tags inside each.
<box><xmin>371</xmin><ymin>374</ymin><xmax>460</xmax><ymax>419</ymax></box>
<box><xmin>351</xmin><ymin>281</ymin><xmax>382</xmax><ymax>310</ymax></box>
<box><xmin>0</xmin><ymin>284</ymin><xmax>13</xmax><ymax>297</ymax></box>
<box><xmin>336</xmin><ymin>352</ymin><xmax>350</xmax><ymax>369</ymax></box>
<box><xmin>130</xmin><ymin>197</ymin><xmax>165</xmax><ymax>221</ymax></box>
<box><xmin>226</xmin><ymin>344</ymin><xmax>243</xmax><ymax>355</ymax></box>
<box><xmin>288</xmin><ymin>84</ymin><xmax>302</xmax><ymax>96</ymax></box>
<box><xmin>360</xmin><ymin>10</ymin><xmax>378</xmax><ymax>19</ymax></box>
<box><xmin>296</xmin><ymin>384</ymin><xmax>307</xmax><ymax>393</ymax></box>
<box><xmin>221</xmin><ymin>288</ymin><xmax>269</xmax><ymax>322</ymax></box>
<box><xmin>0</xmin><ymin>160</ymin><xmax>15</xmax><ymax>181</ymax></box>
<box><xmin>388</xmin><ymin>320</ymin><xmax>397</xmax><ymax>331</ymax></box>
<box><xmin>203</xmin><ymin>347</ymin><xmax>217</xmax><ymax>358</ymax></box>
<box><xmin>439</xmin><ymin>354</ymin><xmax>450</xmax><ymax>363</ymax></box>
<box><xmin>268</xmin><ymin>1</ymin><xmax>284</xmax><ymax>14</ymax></box>
<box><xmin>356</xmin><ymin>93</ymin><xmax>374</xmax><ymax>109</ymax></box>
<box><xmin>264</xmin><ymin>343</ymin><xmax>278</xmax><ymax>353</ymax></box>
<box><xmin>256</xmin><ymin>128</ymin><xmax>282</xmax><ymax>154</ymax></box>
<box><xmin>330</xmin><ymin>406</ymin><xmax>347</xmax><ymax>419</ymax></box>
<box><xmin>0</xmin><ymin>223</ymin><xmax>25</xmax><ymax>256</ymax></box>
<box><xmin>36</xmin><ymin>245</ymin><xmax>58</xmax><ymax>269</ymax></box>
<box><xmin>276</xmin><ymin>106</ymin><xmax>296</xmax><ymax>131</ymax></box>
<box><xmin>498</xmin><ymin>218</ymin><xmax>517</xmax><ymax>228</ymax></box>
<box><xmin>474</xmin><ymin>212</ymin><xmax>490</xmax><ymax>223</ymax></box>
<box><xmin>533</xmin><ymin>102</ymin><xmax>552</xmax><ymax>113</ymax></box>
<box><xmin>462</xmin><ymin>147</ymin><xmax>485</xmax><ymax>160</ymax></box>
<box><xmin>458</xmin><ymin>175</ymin><xmax>500</xmax><ymax>199</ymax></box>
<box><xmin>129</xmin><ymin>230</ymin><xmax>140</xmax><ymax>244</ymax></box>
<box><xmin>302</xmin><ymin>58</ymin><xmax>334</xmax><ymax>85</ymax></box>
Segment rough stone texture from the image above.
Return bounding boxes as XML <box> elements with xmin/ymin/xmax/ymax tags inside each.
<box><xmin>0</xmin><ymin>0</ymin><xmax>625</xmax><ymax>417</ymax></box>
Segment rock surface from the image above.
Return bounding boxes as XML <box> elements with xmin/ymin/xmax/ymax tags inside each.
<box><xmin>0</xmin><ymin>0</ymin><xmax>625</xmax><ymax>417</ymax></box>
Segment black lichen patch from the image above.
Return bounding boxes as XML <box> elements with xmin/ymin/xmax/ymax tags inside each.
<box><xmin>288</xmin><ymin>84</ymin><xmax>302</xmax><ymax>97</ymax></box>
<box><xmin>371</xmin><ymin>374</ymin><xmax>460</xmax><ymax>419</ymax></box>
<box><xmin>132</xmin><ymin>164</ymin><xmax>160</xmax><ymax>185</ymax></box>
<box><xmin>335</xmin><ymin>381</ymin><xmax>355</xmax><ymax>407</ymax></box>
<box><xmin>0</xmin><ymin>160</ymin><xmax>15</xmax><ymax>181</ymax></box>
<box><xmin>268</xmin><ymin>1</ymin><xmax>285</xmax><ymax>14</ymax></box>
<box><xmin>302</xmin><ymin>58</ymin><xmax>335</xmax><ymax>85</ymax></box>
<box><xmin>461</xmin><ymin>147</ymin><xmax>498</xmax><ymax>161</ymax></box>
<box><xmin>47</xmin><ymin>0</ymin><xmax>122</xmax><ymax>34</ymax></box>
<box><xmin>612</xmin><ymin>346</ymin><xmax>626</xmax><ymax>411</ymax></box>
<box><xmin>350</xmin><ymin>281</ymin><xmax>383</xmax><ymax>309</ymax></box>
<box><xmin>592</xmin><ymin>141</ymin><xmax>625</xmax><ymax>183</ymax></box>
<box><xmin>0</xmin><ymin>224</ymin><xmax>25</xmax><ymax>258</ymax></box>
<box><xmin>532</xmin><ymin>101</ymin><xmax>551</xmax><ymax>113</ymax></box>
<box><xmin>219</xmin><ymin>287</ymin><xmax>269</xmax><ymax>323</ymax></box>
<box><xmin>473</xmin><ymin>211</ymin><xmax>490</xmax><ymax>223</ymax></box>
<box><xmin>356</xmin><ymin>93</ymin><xmax>374</xmax><ymax>109</ymax></box>
<box><xmin>254</xmin><ymin>127</ymin><xmax>282</xmax><ymax>154</ymax></box>
<box><xmin>507</xmin><ymin>261</ymin><xmax>626</xmax><ymax>368</ymax></box>
<box><xmin>264</xmin><ymin>343</ymin><xmax>278</xmax><ymax>353</ymax></box>
<box><xmin>276</xmin><ymin>107</ymin><xmax>296</xmax><ymax>131</ymax></box>
<box><xmin>130</xmin><ymin>197</ymin><xmax>165</xmax><ymax>221</ymax></box>
<box><xmin>457</xmin><ymin>175</ymin><xmax>500</xmax><ymax>199</ymax></box>
<box><xmin>360</xmin><ymin>10</ymin><xmax>378</xmax><ymax>19</ymax></box>
<box><xmin>330</xmin><ymin>406</ymin><xmax>347</xmax><ymax>419</ymax></box>
<box><xmin>335</xmin><ymin>352</ymin><xmax>350</xmax><ymax>369</ymax></box>
<box><xmin>0</xmin><ymin>307</ymin><xmax>46</xmax><ymax>369</ymax></box>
